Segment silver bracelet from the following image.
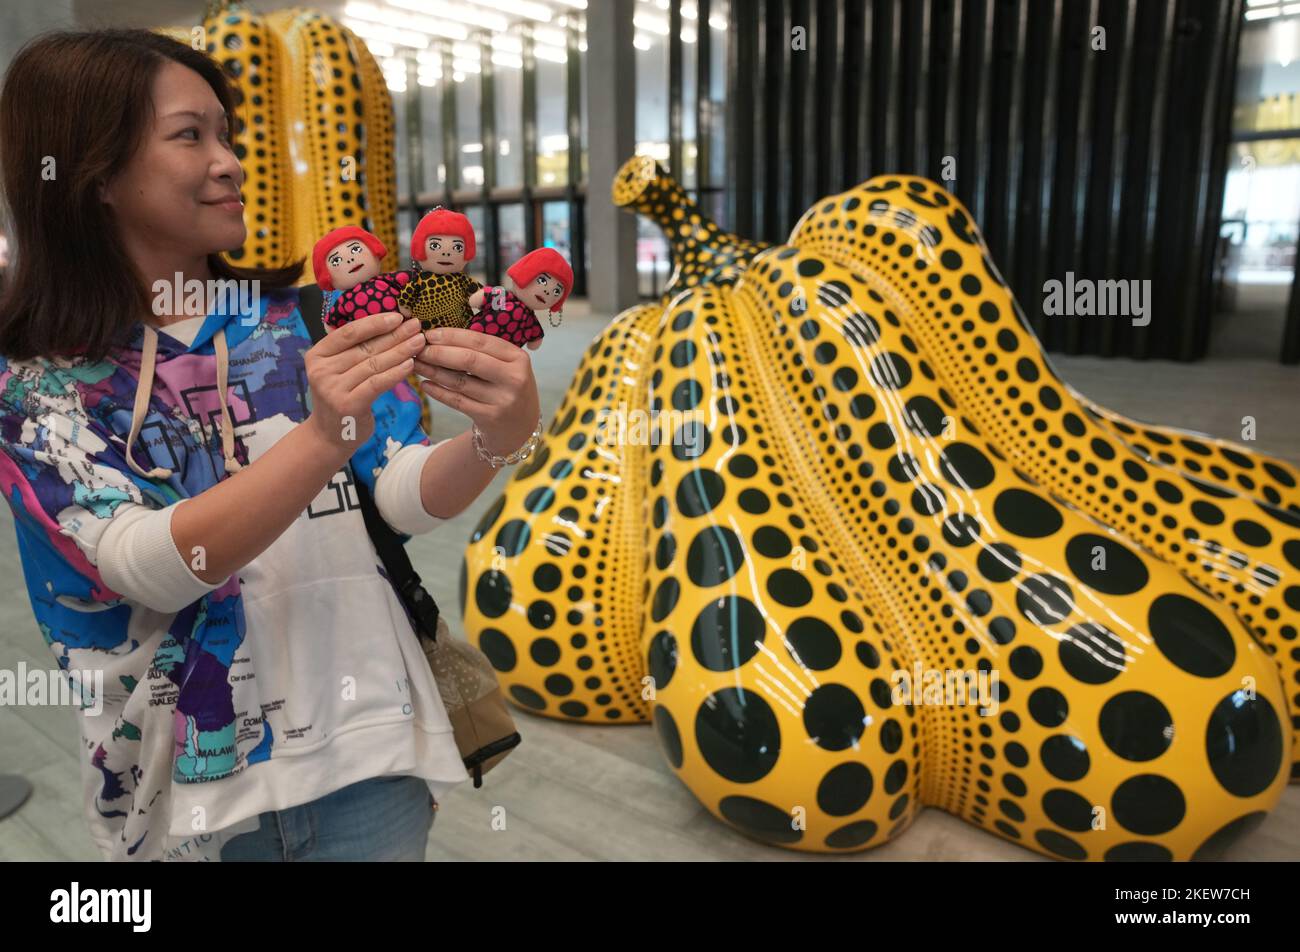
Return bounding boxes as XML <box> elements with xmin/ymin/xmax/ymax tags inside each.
<box><xmin>472</xmin><ymin>416</ymin><xmax>543</xmax><ymax>469</ymax></box>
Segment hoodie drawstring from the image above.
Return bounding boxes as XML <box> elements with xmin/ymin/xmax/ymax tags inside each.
<box><xmin>211</xmin><ymin>328</ymin><xmax>244</xmax><ymax>475</ymax></box>
<box><xmin>125</xmin><ymin>324</ymin><xmax>243</xmax><ymax>479</ymax></box>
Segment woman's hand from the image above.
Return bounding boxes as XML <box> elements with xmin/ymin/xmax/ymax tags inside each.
<box><xmin>414</xmin><ymin>326</ymin><xmax>542</xmax><ymax>457</ymax></box>
<box><xmin>304</xmin><ymin>312</ymin><xmax>427</xmax><ymax>453</ymax></box>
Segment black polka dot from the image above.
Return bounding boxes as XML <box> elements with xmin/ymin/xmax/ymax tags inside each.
<box><xmin>753</xmin><ymin>525</ymin><xmax>792</xmax><ymax>559</ymax></box>
<box><xmin>1112</xmin><ymin>774</ymin><xmax>1185</xmax><ymax>836</ymax></box>
<box><xmin>648</xmin><ymin>630</ymin><xmax>678</xmax><ymax>690</ymax></box>
<box><xmin>785</xmin><ymin>617</ymin><xmax>842</xmax><ymax>670</ymax></box>
<box><xmin>1105</xmin><ymin>842</ymin><xmax>1173</xmax><ymax>862</ymax></box>
<box><xmin>671</xmin><ymin>378</ymin><xmax>702</xmax><ymax>411</ymax></box>
<box><xmin>942</xmin><ymin>513</ymin><xmax>981</xmax><ymax>547</ymax></box>
<box><xmin>1154</xmin><ymin>480</ymin><xmax>1183</xmax><ymax>504</ymax></box>
<box><xmin>939</xmin><ymin>443</ymin><xmax>995</xmax><ymax>490</ymax></box>
<box><xmin>768</xmin><ymin>568</ymin><xmax>813</xmax><ymax>607</ymax></box>
<box><xmin>1191</xmin><ymin>812</ymin><xmax>1267</xmax><ymax>861</ymax></box>
<box><xmin>1040</xmin><ymin>734</ymin><xmax>1090</xmax><ymax>781</ymax></box>
<box><xmin>817</xmin><ymin>762</ymin><xmax>873</xmax><ymax>816</ymax></box>
<box><xmin>989</xmin><ymin>616</ymin><xmax>1016</xmax><ymax>644</ymax></box>
<box><xmin>478</xmin><ymin>628</ymin><xmax>516</xmax><ymax>672</ymax></box>
<box><xmin>977</xmin><ymin>543</ymin><xmax>1022</xmax><ymax>582</ymax></box>
<box><xmin>651</xmin><ymin>577</ymin><xmax>680</xmax><ymax>622</ymax></box>
<box><xmin>695</xmin><ymin>687</ymin><xmax>780</xmax><ymax>782</ymax></box>
<box><xmin>842</xmin><ymin>311</ymin><xmax>881</xmax><ymax>347</ymax></box>
<box><xmin>883</xmin><ymin>759</ymin><xmax>909</xmax><ymax>793</ymax></box>
<box><xmin>1190</xmin><ymin>500</ymin><xmax>1224</xmax><ymax>525</ymax></box>
<box><xmin>869</xmin><ymin>352</ymin><xmax>912</xmax><ymax>389</ymax></box>
<box><xmin>691</xmin><ymin>596</ymin><xmax>765</xmax><ymax>671</ymax></box>
<box><xmin>1042</xmin><ymin>788</ymin><xmax>1095</xmax><ymax>832</ymax></box>
<box><xmin>879</xmin><ymin>718</ymin><xmax>903</xmax><ymax>753</ymax></box>
<box><xmin>1206</xmin><ymin>690</ymin><xmax>1283</xmax><ymax>797</ymax></box>
<box><xmin>825</xmin><ymin>820</ymin><xmax>878</xmax><ymax>849</ymax></box>
<box><xmin>994</xmin><ymin>488</ymin><xmax>1064</xmax><ymax>538</ymax></box>
<box><xmin>1009</xmin><ymin>646</ymin><xmax>1043</xmax><ymax>680</ymax></box>
<box><xmin>1016</xmin><ymin>357</ymin><xmax>1040</xmax><ymax>382</ymax></box>
<box><xmin>1232</xmin><ymin>519</ymin><xmax>1271</xmax><ymax>548</ymax></box>
<box><xmin>687</xmin><ymin>526</ymin><xmax>745</xmax><ymax>587</ymax></box>
<box><xmin>1059</xmin><ymin>622</ymin><xmax>1125</xmax><ymax>684</ymax></box>
<box><xmin>1099</xmin><ymin>692</ymin><xmax>1173</xmax><ymax>761</ymax></box>
<box><xmin>654</xmin><ymin>707</ymin><xmax>683</xmax><ymax>767</ymax></box>
<box><xmin>718</xmin><ymin>796</ymin><xmax>802</xmax><ymax>844</ymax></box>
<box><xmin>1028</xmin><ymin>686</ymin><xmax>1069</xmax><ymax>727</ymax></box>
<box><xmin>475</xmin><ymin>570</ymin><xmax>512</xmax><ymax>618</ymax></box>
<box><xmin>868</xmin><ymin>422</ymin><xmax>897</xmax><ymax>449</ymax></box>
<box><xmin>1035</xmin><ymin>829</ymin><xmax>1087</xmax><ymax>860</ymax></box>
<box><xmin>544</xmin><ymin>673</ymin><xmax>573</xmax><ymax>695</ymax></box>
<box><xmin>904</xmin><ymin>396</ymin><xmax>947</xmax><ymax>437</ymax></box>
<box><xmin>494</xmin><ymin>519</ymin><xmax>530</xmax><ymax>557</ymax></box>
<box><xmin>1064</xmin><ymin>533</ymin><xmax>1149</xmax><ymax>595</ymax></box>
<box><xmin>1148</xmin><ymin>593</ymin><xmax>1235</xmax><ymax>678</ymax></box>
<box><xmin>1016</xmin><ymin>573</ymin><xmax>1075</xmax><ymax>626</ymax></box>
<box><xmin>677</xmin><ymin>469</ymin><xmax>726</xmax><ymax>517</ymax></box>
<box><xmin>509</xmin><ymin>685</ymin><xmax>546</xmax><ymax>710</ymax></box>
<box><xmin>804</xmin><ymin>684</ymin><xmax>867</xmax><ymax>751</ymax></box>
<box><xmin>911</xmin><ymin>484</ymin><xmax>947</xmax><ymax>515</ymax></box>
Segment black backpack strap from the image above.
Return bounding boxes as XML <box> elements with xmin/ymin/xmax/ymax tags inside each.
<box><xmin>297</xmin><ymin>284</ymin><xmax>442</xmax><ymax>641</ymax></box>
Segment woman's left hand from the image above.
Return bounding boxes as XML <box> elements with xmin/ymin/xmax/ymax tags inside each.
<box><xmin>414</xmin><ymin>326</ymin><xmax>541</xmax><ymax>456</ymax></box>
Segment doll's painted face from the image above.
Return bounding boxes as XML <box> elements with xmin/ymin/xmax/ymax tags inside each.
<box><xmin>518</xmin><ymin>272</ymin><xmax>565</xmax><ymax>312</ymax></box>
<box><xmin>420</xmin><ymin>234</ymin><xmax>467</xmax><ymax>274</ymax></box>
<box><xmin>325</xmin><ymin>239</ymin><xmax>382</xmax><ymax>290</ymax></box>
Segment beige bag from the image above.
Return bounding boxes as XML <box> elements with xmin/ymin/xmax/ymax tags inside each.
<box><xmin>418</xmin><ymin>613</ymin><xmax>521</xmax><ymax>787</ymax></box>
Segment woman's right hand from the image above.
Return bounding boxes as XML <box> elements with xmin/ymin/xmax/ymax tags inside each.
<box><xmin>304</xmin><ymin>312</ymin><xmax>426</xmax><ymax>453</ymax></box>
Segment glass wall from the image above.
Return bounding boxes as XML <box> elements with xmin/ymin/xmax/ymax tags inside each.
<box><xmin>456</xmin><ymin>70</ymin><xmax>482</xmax><ymax>189</ymax></box>
<box><xmin>498</xmin><ymin>203</ymin><xmax>527</xmax><ymax>273</ymax></box>
<box><xmin>536</xmin><ymin>56</ymin><xmax>568</xmax><ymax>186</ymax></box>
<box><xmin>341</xmin><ymin>0</ymin><xmax>731</xmax><ymax>297</ymax></box>
<box><xmin>420</xmin><ymin>66</ymin><xmax>445</xmax><ymax>194</ymax></box>
<box><xmin>494</xmin><ymin>28</ymin><xmax>524</xmax><ymax>189</ymax></box>
<box><xmin>1217</xmin><ymin>5</ymin><xmax>1300</xmax><ymax>358</ymax></box>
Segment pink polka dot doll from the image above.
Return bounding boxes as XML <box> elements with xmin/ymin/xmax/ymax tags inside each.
<box><xmin>467</xmin><ymin>247</ymin><xmax>573</xmax><ymax>351</ymax></box>
<box><xmin>311</xmin><ymin>226</ymin><xmax>410</xmax><ymax>332</ymax></box>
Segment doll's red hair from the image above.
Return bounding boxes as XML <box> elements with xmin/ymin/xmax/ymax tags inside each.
<box><xmin>507</xmin><ymin>248</ymin><xmax>573</xmax><ymax>312</ymax></box>
<box><xmin>311</xmin><ymin>226</ymin><xmax>387</xmax><ymax>290</ymax></box>
<box><xmin>410</xmin><ymin>208</ymin><xmax>476</xmax><ymax>263</ymax></box>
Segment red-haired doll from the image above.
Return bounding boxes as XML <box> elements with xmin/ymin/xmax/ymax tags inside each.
<box><xmin>311</xmin><ymin>226</ymin><xmax>411</xmax><ymax>331</ymax></box>
<box><xmin>467</xmin><ymin>247</ymin><xmax>572</xmax><ymax>350</ymax></box>
<box><xmin>397</xmin><ymin>207</ymin><xmax>482</xmax><ymax>330</ymax></box>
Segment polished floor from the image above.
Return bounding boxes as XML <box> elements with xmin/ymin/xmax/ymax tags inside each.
<box><xmin>1</xmin><ymin>299</ymin><xmax>1296</xmax><ymax>861</ymax></box>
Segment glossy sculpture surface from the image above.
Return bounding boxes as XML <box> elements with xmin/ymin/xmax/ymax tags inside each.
<box><xmin>459</xmin><ymin>156</ymin><xmax>1298</xmax><ymax>859</ymax></box>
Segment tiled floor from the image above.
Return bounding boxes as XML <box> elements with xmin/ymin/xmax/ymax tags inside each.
<box><xmin>1</xmin><ymin>300</ymin><xmax>1296</xmax><ymax>861</ymax></box>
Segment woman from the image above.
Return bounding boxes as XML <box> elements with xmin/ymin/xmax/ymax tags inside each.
<box><xmin>0</xmin><ymin>30</ymin><xmax>541</xmax><ymax>861</ymax></box>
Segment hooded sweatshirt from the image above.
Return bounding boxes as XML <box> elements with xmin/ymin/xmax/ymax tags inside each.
<box><xmin>0</xmin><ymin>287</ymin><xmax>469</xmax><ymax>861</ymax></box>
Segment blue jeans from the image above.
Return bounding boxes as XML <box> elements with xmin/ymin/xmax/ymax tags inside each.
<box><xmin>218</xmin><ymin>774</ymin><xmax>436</xmax><ymax>861</ymax></box>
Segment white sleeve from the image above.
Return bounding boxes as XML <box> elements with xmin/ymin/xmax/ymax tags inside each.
<box><xmin>373</xmin><ymin>438</ymin><xmax>453</xmax><ymax>536</ymax></box>
<box><xmin>89</xmin><ymin>503</ymin><xmax>230</xmax><ymax>613</ymax></box>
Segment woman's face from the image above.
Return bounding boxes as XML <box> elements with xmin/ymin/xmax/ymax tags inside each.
<box><xmin>101</xmin><ymin>60</ymin><xmax>247</xmax><ymax>263</ymax></box>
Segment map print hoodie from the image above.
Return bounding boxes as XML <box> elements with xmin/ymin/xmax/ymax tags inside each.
<box><xmin>0</xmin><ymin>288</ymin><xmax>468</xmax><ymax>861</ymax></box>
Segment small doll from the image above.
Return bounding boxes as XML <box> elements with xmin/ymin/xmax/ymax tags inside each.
<box><xmin>467</xmin><ymin>247</ymin><xmax>572</xmax><ymax>351</ymax></box>
<box><xmin>397</xmin><ymin>207</ymin><xmax>482</xmax><ymax>331</ymax></box>
<box><xmin>311</xmin><ymin>226</ymin><xmax>411</xmax><ymax>331</ymax></box>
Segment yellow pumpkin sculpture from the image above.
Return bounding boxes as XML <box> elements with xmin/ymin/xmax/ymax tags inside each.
<box><xmin>461</xmin><ymin>157</ymin><xmax>1296</xmax><ymax>860</ymax></box>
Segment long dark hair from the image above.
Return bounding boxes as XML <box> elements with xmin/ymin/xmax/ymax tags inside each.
<box><xmin>0</xmin><ymin>29</ymin><xmax>303</xmax><ymax>363</ymax></box>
